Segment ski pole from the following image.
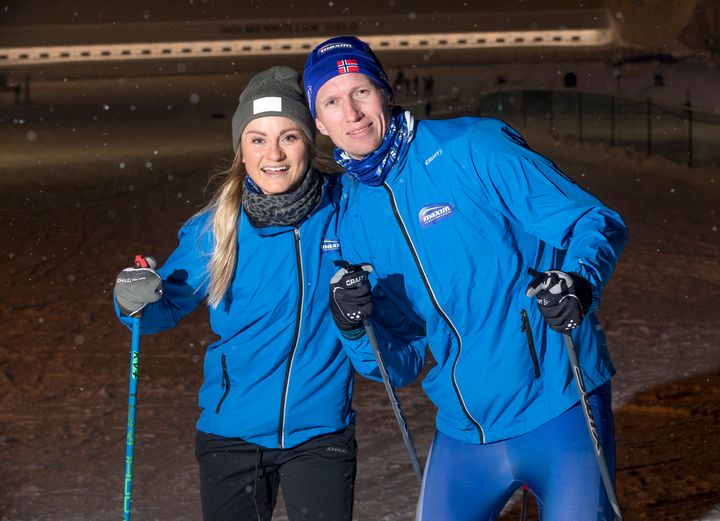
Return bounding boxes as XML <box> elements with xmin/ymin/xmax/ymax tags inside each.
<box><xmin>122</xmin><ymin>254</ymin><xmax>154</xmax><ymax>521</ymax></box>
<box><xmin>123</xmin><ymin>315</ymin><xmax>141</xmax><ymax>521</ymax></box>
<box><xmin>520</xmin><ymin>485</ymin><xmax>529</xmax><ymax>521</ymax></box>
<box><xmin>362</xmin><ymin>318</ymin><xmax>424</xmax><ymax>484</ymax></box>
<box><xmin>563</xmin><ymin>332</ymin><xmax>623</xmax><ymax>521</ymax></box>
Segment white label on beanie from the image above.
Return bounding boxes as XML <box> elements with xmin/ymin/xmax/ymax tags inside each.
<box><xmin>253</xmin><ymin>96</ymin><xmax>282</xmax><ymax>114</ymax></box>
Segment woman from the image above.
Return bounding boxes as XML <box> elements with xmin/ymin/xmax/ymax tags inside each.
<box><xmin>113</xmin><ymin>66</ymin><xmax>424</xmax><ymax>521</ymax></box>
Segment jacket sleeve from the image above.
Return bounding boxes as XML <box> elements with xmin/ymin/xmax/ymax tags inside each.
<box><xmin>334</xmin><ymin>175</ymin><xmax>427</xmax><ymax>385</ymax></box>
<box><xmin>339</xmin><ymin>279</ymin><xmax>427</xmax><ymax>387</ymax></box>
<box><xmin>468</xmin><ymin>122</ymin><xmax>628</xmax><ymax>311</ymax></box>
<box><xmin>114</xmin><ymin>215</ymin><xmax>212</xmax><ymax>334</ymax></box>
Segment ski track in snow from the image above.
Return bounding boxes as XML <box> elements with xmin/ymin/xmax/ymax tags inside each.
<box><xmin>1</xmin><ymin>62</ymin><xmax>719</xmax><ymax>520</ymax></box>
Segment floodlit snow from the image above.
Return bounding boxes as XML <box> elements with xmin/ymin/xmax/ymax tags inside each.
<box><xmin>1</xmin><ymin>57</ymin><xmax>719</xmax><ymax>521</ymax></box>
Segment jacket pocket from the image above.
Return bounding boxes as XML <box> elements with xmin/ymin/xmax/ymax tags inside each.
<box><xmin>215</xmin><ymin>353</ymin><xmax>230</xmax><ymax>414</ymax></box>
<box><xmin>520</xmin><ymin>309</ymin><xmax>541</xmax><ymax>378</ymax></box>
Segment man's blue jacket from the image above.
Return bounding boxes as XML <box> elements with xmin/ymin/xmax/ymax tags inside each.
<box><xmin>338</xmin><ymin>117</ymin><xmax>628</xmax><ymax>444</ymax></box>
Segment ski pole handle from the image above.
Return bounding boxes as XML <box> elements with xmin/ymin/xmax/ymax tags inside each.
<box><xmin>363</xmin><ymin>319</ymin><xmax>424</xmax><ymax>484</ymax></box>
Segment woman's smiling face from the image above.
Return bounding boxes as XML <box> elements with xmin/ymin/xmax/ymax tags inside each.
<box><xmin>241</xmin><ymin>116</ymin><xmax>310</xmax><ymax>195</ymax></box>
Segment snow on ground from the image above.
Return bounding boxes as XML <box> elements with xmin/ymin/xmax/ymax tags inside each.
<box><xmin>1</xmin><ymin>61</ymin><xmax>719</xmax><ymax>520</ymax></box>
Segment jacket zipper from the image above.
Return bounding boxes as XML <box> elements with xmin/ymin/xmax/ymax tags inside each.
<box><xmin>215</xmin><ymin>353</ymin><xmax>230</xmax><ymax>414</ymax></box>
<box><xmin>278</xmin><ymin>228</ymin><xmax>304</xmax><ymax>448</ymax></box>
<box><xmin>381</xmin><ymin>182</ymin><xmax>486</xmax><ymax>444</ymax></box>
<box><xmin>520</xmin><ymin>309</ymin><xmax>541</xmax><ymax>378</ymax></box>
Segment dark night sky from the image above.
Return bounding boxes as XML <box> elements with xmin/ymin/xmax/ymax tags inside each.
<box><xmin>1</xmin><ymin>0</ymin><xmax>606</xmax><ymax>26</ymax></box>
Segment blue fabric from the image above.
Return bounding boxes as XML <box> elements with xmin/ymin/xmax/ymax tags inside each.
<box><xmin>416</xmin><ymin>383</ymin><xmax>616</xmax><ymax>521</ymax></box>
<box><xmin>115</xmin><ymin>174</ymin><xmax>426</xmax><ymax>449</ymax></box>
<box><xmin>244</xmin><ymin>175</ymin><xmax>262</xmax><ymax>194</ymax></box>
<box><xmin>334</xmin><ymin>108</ymin><xmax>415</xmax><ymax>186</ymax></box>
<box><xmin>337</xmin><ymin>116</ymin><xmax>628</xmax><ymax>444</ymax></box>
<box><xmin>303</xmin><ymin>36</ymin><xmax>392</xmax><ymax>118</ymax></box>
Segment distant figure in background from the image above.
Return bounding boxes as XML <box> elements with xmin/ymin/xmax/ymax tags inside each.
<box><xmin>423</xmin><ymin>75</ymin><xmax>435</xmax><ymax>116</ymax></box>
<box><xmin>422</xmin><ymin>74</ymin><xmax>434</xmax><ymax>96</ymax></box>
<box><xmin>0</xmin><ymin>73</ymin><xmax>22</xmax><ymax>105</ymax></box>
<box><xmin>112</xmin><ymin>66</ymin><xmax>423</xmax><ymax>521</ymax></box>
<box><xmin>304</xmin><ymin>36</ymin><xmax>628</xmax><ymax>521</ymax></box>
<box><xmin>394</xmin><ymin>68</ymin><xmax>406</xmax><ymax>92</ymax></box>
<box><xmin>564</xmin><ymin>71</ymin><xmax>578</xmax><ymax>88</ymax></box>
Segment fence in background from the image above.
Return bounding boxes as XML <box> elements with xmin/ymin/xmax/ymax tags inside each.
<box><xmin>409</xmin><ymin>89</ymin><xmax>720</xmax><ymax>169</ymax></box>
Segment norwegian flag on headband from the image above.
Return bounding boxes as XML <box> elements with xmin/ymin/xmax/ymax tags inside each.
<box><xmin>336</xmin><ymin>59</ymin><xmax>359</xmax><ymax>74</ymax></box>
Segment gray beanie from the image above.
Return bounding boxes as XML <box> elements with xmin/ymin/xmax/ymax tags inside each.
<box><xmin>231</xmin><ymin>66</ymin><xmax>315</xmax><ymax>153</ymax></box>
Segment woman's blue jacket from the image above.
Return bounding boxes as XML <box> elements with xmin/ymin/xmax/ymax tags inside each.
<box><xmin>115</xmin><ymin>174</ymin><xmax>425</xmax><ymax>449</ymax></box>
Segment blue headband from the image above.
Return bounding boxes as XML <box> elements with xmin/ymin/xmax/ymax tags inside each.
<box><xmin>303</xmin><ymin>36</ymin><xmax>392</xmax><ymax>118</ymax></box>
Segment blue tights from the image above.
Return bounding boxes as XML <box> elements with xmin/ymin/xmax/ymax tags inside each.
<box><xmin>416</xmin><ymin>384</ymin><xmax>615</xmax><ymax>521</ymax></box>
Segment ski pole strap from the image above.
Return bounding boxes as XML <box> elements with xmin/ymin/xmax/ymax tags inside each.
<box><xmin>134</xmin><ymin>255</ymin><xmax>150</xmax><ymax>268</ymax></box>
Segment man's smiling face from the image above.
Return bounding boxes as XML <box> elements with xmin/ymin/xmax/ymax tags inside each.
<box><xmin>314</xmin><ymin>73</ymin><xmax>392</xmax><ymax>159</ymax></box>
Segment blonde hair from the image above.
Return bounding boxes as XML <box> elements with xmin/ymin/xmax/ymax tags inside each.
<box><xmin>201</xmin><ymin>135</ymin><xmax>337</xmax><ymax>307</ymax></box>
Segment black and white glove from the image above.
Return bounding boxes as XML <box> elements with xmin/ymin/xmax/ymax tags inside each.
<box><xmin>114</xmin><ymin>255</ymin><xmax>163</xmax><ymax>316</ymax></box>
<box><xmin>329</xmin><ymin>261</ymin><xmax>374</xmax><ymax>339</ymax></box>
<box><xmin>525</xmin><ymin>268</ymin><xmax>592</xmax><ymax>332</ymax></box>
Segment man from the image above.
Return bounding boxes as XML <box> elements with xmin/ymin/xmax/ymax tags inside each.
<box><xmin>304</xmin><ymin>36</ymin><xmax>628</xmax><ymax>520</ymax></box>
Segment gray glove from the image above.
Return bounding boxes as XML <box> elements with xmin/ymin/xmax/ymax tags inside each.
<box><xmin>114</xmin><ymin>256</ymin><xmax>163</xmax><ymax>316</ymax></box>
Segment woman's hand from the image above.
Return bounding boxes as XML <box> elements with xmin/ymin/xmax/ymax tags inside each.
<box><xmin>114</xmin><ymin>256</ymin><xmax>163</xmax><ymax>316</ymax></box>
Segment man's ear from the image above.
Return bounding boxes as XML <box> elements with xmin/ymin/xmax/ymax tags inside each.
<box><xmin>315</xmin><ymin>117</ymin><xmax>330</xmax><ymax>137</ymax></box>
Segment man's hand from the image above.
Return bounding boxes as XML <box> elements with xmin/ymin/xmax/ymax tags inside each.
<box><xmin>526</xmin><ymin>269</ymin><xmax>592</xmax><ymax>332</ymax></box>
<box><xmin>329</xmin><ymin>261</ymin><xmax>374</xmax><ymax>339</ymax></box>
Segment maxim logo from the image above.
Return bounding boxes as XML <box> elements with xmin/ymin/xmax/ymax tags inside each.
<box><xmin>319</xmin><ymin>42</ymin><xmax>353</xmax><ymax>54</ymax></box>
<box><xmin>419</xmin><ymin>204</ymin><xmax>454</xmax><ymax>227</ymax></box>
<box><xmin>322</xmin><ymin>239</ymin><xmax>341</xmax><ymax>252</ymax></box>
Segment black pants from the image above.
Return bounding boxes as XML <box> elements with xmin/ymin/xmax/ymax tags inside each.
<box><xmin>195</xmin><ymin>425</ymin><xmax>357</xmax><ymax>521</ymax></box>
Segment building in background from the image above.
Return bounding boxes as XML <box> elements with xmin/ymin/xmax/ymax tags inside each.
<box><xmin>1</xmin><ymin>0</ymin><xmax>620</xmax><ymax>80</ymax></box>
